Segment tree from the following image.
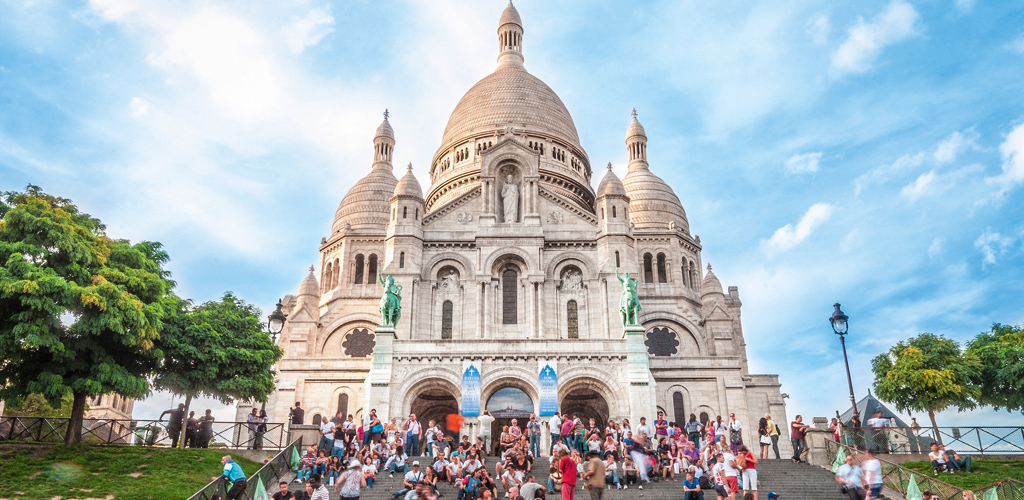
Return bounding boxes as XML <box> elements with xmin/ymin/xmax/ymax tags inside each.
<box><xmin>0</xmin><ymin>186</ymin><xmax>173</xmax><ymax>445</ymax></box>
<box><xmin>871</xmin><ymin>333</ymin><xmax>981</xmax><ymax>441</ymax></box>
<box><xmin>2</xmin><ymin>393</ymin><xmax>83</xmax><ymax>417</ymax></box>
<box><xmin>153</xmin><ymin>292</ymin><xmax>283</xmax><ymax>447</ymax></box>
<box><xmin>967</xmin><ymin>323</ymin><xmax>1024</xmax><ymax>413</ymax></box>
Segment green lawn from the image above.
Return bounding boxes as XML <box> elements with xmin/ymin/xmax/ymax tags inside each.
<box><xmin>0</xmin><ymin>444</ymin><xmax>262</xmax><ymax>500</ymax></box>
<box><xmin>900</xmin><ymin>459</ymin><xmax>1024</xmax><ymax>490</ymax></box>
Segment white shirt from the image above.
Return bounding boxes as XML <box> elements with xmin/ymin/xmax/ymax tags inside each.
<box><xmin>712</xmin><ymin>463</ymin><xmax>727</xmax><ymax>485</ymax></box>
<box><xmin>343</xmin><ymin>420</ymin><xmax>356</xmax><ymax>431</ymax></box>
<box><xmin>321</xmin><ymin>421</ymin><xmax>336</xmax><ymax>440</ymax></box>
<box><xmin>862</xmin><ymin>458</ymin><xmax>882</xmax><ymax>486</ymax></box>
<box><xmin>478</xmin><ymin>414</ymin><xmax>494</xmax><ymax>435</ymax></box>
<box><xmin>722</xmin><ymin>452</ymin><xmax>738</xmax><ymax>477</ymax></box>
<box><xmin>837</xmin><ymin>464</ymin><xmax>864</xmax><ymax>486</ymax></box>
<box><xmin>549</xmin><ymin>415</ymin><xmax>562</xmax><ymax>433</ymax></box>
<box><xmin>729</xmin><ymin>420</ymin><xmax>742</xmax><ymax>432</ymax></box>
<box><xmin>637</xmin><ymin>423</ymin><xmax>652</xmax><ymax>438</ymax></box>
<box><xmin>929</xmin><ymin>451</ymin><xmax>946</xmax><ymax>464</ymax></box>
<box><xmin>404</xmin><ymin>470</ymin><xmax>424</xmax><ymax>484</ymax></box>
<box><xmin>867</xmin><ymin>417</ymin><xmax>889</xmax><ymax>429</ymax></box>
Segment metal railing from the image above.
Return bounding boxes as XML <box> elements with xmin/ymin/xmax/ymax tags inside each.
<box><xmin>187</xmin><ymin>437</ymin><xmax>303</xmax><ymax>500</ymax></box>
<box><xmin>0</xmin><ymin>416</ymin><xmax>289</xmax><ymax>450</ymax></box>
<box><xmin>839</xmin><ymin>426</ymin><xmax>1024</xmax><ymax>455</ymax></box>
<box><xmin>825</xmin><ymin>438</ymin><xmax>966</xmax><ymax>500</ymax></box>
<box><xmin>974</xmin><ymin>479</ymin><xmax>1024</xmax><ymax>500</ymax></box>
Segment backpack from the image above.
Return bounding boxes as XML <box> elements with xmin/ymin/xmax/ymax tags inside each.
<box><xmin>699</xmin><ymin>475</ymin><xmax>712</xmax><ymax>489</ymax></box>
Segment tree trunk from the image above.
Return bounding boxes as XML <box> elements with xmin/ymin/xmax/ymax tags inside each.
<box><xmin>179</xmin><ymin>393</ymin><xmax>193</xmax><ymax>449</ymax></box>
<box><xmin>64</xmin><ymin>391</ymin><xmax>87</xmax><ymax>446</ymax></box>
<box><xmin>928</xmin><ymin>409</ymin><xmax>942</xmax><ymax>446</ymax></box>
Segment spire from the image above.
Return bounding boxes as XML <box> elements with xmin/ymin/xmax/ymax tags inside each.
<box><xmin>373</xmin><ymin>110</ymin><xmax>395</xmax><ymax>167</ymax></box>
<box><xmin>625</xmin><ymin>108</ymin><xmax>648</xmax><ymax>169</ymax></box>
<box><xmin>497</xmin><ymin>1</ymin><xmax>524</xmax><ymax>68</ymax></box>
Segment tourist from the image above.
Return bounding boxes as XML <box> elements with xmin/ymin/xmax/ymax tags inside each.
<box><xmin>385</xmin><ymin>443</ymin><xmax>409</xmax><ymax>476</ymax></box>
<box><xmin>527</xmin><ymin>414</ymin><xmax>542</xmax><ymax>458</ymax></box>
<box><xmin>865</xmin><ymin>411</ymin><xmax>889</xmax><ymax>453</ymax></box>
<box><xmin>255</xmin><ymin>409</ymin><xmax>269</xmax><ymax>450</ymax></box>
<box><xmin>333</xmin><ymin>459</ymin><xmax>365</xmax><ymax>499</ymax></box>
<box><xmin>757</xmin><ymin>417</ymin><xmax>770</xmax><ymax>460</ymax></box>
<box><xmin>198</xmin><ymin>409</ymin><xmax>215</xmax><ymax>448</ymax></box>
<box><xmin>246</xmin><ymin>408</ymin><xmax>261</xmax><ymax>450</ymax></box>
<box><xmin>458</xmin><ymin>468</ymin><xmax>482</xmax><ymax>500</ymax></box>
<box><xmin>422</xmin><ymin>467</ymin><xmax>441</xmax><ymax>497</ymax></box>
<box><xmin>790</xmin><ymin>416</ymin><xmax>809</xmax><ymax>463</ymax></box>
<box><xmin>628</xmin><ymin>432</ymin><xmax>649</xmax><ymax>485</ymax></box>
<box><xmin>392</xmin><ymin>461</ymin><xmax>425</xmax><ymax>499</ymax></box>
<box><xmin>602</xmin><ymin>434</ymin><xmax>618</xmax><ymax>461</ymax></box>
<box><xmin>405</xmin><ymin>413</ymin><xmax>422</xmax><ymax>457</ymax></box>
<box><xmin>603</xmin><ymin>453</ymin><xmax>620</xmax><ymax>489</ymax></box>
<box><xmin>558</xmin><ymin>449</ymin><xmax>578</xmax><ymax>500</ymax></box>
<box><xmin>386</xmin><ymin>417</ymin><xmax>400</xmax><ymax>444</ymax></box>
<box><xmin>306</xmin><ymin>477</ymin><xmax>330</xmax><ymax>500</ymax></box>
<box><xmin>425</xmin><ymin>419</ymin><xmax>439</xmax><ymax>457</ymax></box>
<box><xmin>313</xmin><ymin>449</ymin><xmax>330</xmax><ymax>477</ymax></box>
<box><xmin>211</xmin><ymin>455</ymin><xmax>247</xmax><ymax>500</ymax></box>
<box><xmin>583</xmin><ymin>450</ymin><xmax>605</xmax><ymax>500</ymax></box>
<box><xmin>499</xmin><ymin>425</ymin><xmax>513</xmax><ymax>456</ymax></box>
<box><xmin>737</xmin><ymin>445</ymin><xmax>758</xmax><ymax>500</ymax></box>
<box><xmin>711</xmin><ymin>453</ymin><xmax>731</xmax><ymax>500</ymax></box>
<box><xmin>327</xmin><ymin>456</ymin><xmax>343</xmax><ymax>486</ymax></box>
<box><xmin>343</xmin><ymin>414</ymin><xmax>357</xmax><ymax>446</ymax></box>
<box><xmin>520</xmin><ymin>474</ymin><xmax>545</xmax><ymax>499</ymax></box>
<box><xmin>272</xmin><ymin>481</ymin><xmax>294</xmax><ymax>500</ymax></box>
<box><xmin>621</xmin><ymin>456</ymin><xmax>638</xmax><ymax>488</ymax></box>
<box><xmin>185</xmin><ymin>411</ymin><xmax>199</xmax><ymax>448</ymax></box>
<box><xmin>834</xmin><ymin>454</ymin><xmax>866</xmax><ymax>500</ymax></box>
<box><xmin>765</xmin><ymin>414</ymin><xmax>781</xmax><ymax>460</ymax></box>
<box><xmin>685</xmin><ymin>414</ymin><xmax>703</xmax><ymax>446</ymax></box>
<box><xmin>727</xmin><ymin>414</ymin><xmax>743</xmax><ymax>455</ymax></box>
<box><xmin>361</xmin><ymin>455</ymin><xmax>377</xmax><ymax>488</ymax></box>
<box><xmin>861</xmin><ymin>449</ymin><xmax>883</xmax><ymax>500</ymax></box>
<box><xmin>655</xmin><ymin>412</ymin><xmax>669</xmax><ymax>442</ymax></box>
<box><xmin>367</xmin><ymin>409</ymin><xmax>382</xmax><ymax>447</ymax></box>
<box><xmin>561</xmin><ymin>416</ymin><xmax>575</xmax><ymax>453</ymax></box>
<box><xmin>159</xmin><ymin>403</ymin><xmax>185</xmax><ymax>448</ymax></box>
<box><xmin>318</xmin><ymin>416</ymin><xmax>336</xmax><ymax>453</ymax></box>
<box><xmin>290</xmin><ymin>402</ymin><xmax>305</xmax><ymax>425</ymax></box>
<box><xmin>682</xmin><ymin>470</ymin><xmax>703</xmax><ymax>500</ymax></box>
<box><xmin>944</xmin><ymin>446</ymin><xmax>972</xmax><ymax>473</ymax></box>
<box><xmin>721</xmin><ymin>446</ymin><xmax>739</xmax><ymax>499</ymax></box>
<box><xmin>295</xmin><ymin>445</ymin><xmax>316</xmax><ymax>483</ymax></box>
<box><xmin>929</xmin><ymin>443</ymin><xmax>950</xmax><ymax>474</ymax></box>
<box><xmin>549</xmin><ymin>413</ymin><xmax>562</xmax><ymax>456</ymax></box>
<box><xmin>714</xmin><ymin>417</ymin><xmax>728</xmax><ymax>443</ymax></box>
<box><xmin>636</xmin><ymin>418</ymin><xmax>652</xmax><ymax>444</ymax></box>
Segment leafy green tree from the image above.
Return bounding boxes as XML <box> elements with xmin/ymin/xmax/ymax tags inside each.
<box><xmin>967</xmin><ymin>323</ymin><xmax>1024</xmax><ymax>413</ymax></box>
<box><xmin>2</xmin><ymin>393</ymin><xmax>83</xmax><ymax>417</ymax></box>
<box><xmin>871</xmin><ymin>333</ymin><xmax>981</xmax><ymax>441</ymax></box>
<box><xmin>153</xmin><ymin>292</ymin><xmax>283</xmax><ymax>447</ymax></box>
<box><xmin>0</xmin><ymin>186</ymin><xmax>173</xmax><ymax>445</ymax></box>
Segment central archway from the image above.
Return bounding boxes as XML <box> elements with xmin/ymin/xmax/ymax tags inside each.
<box><xmin>558</xmin><ymin>377</ymin><xmax>611</xmax><ymax>431</ymax></box>
<box><xmin>405</xmin><ymin>378</ymin><xmax>461</xmax><ymax>453</ymax></box>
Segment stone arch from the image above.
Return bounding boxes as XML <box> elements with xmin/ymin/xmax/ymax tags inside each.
<box><xmin>484</xmin><ymin>247</ymin><xmax>534</xmax><ymax>276</ymax></box>
<box><xmin>557</xmin><ymin>375</ymin><xmax>618</xmax><ymax>429</ymax></box>
<box><xmin>637</xmin><ymin>311</ymin><xmax>707</xmax><ymax>356</ymax></box>
<box><xmin>479</xmin><ymin>368</ymin><xmax>540</xmax><ymax>414</ymax></box>
<box><xmin>318</xmin><ymin>314</ymin><xmax>379</xmax><ymax>355</ymax></box>
<box><xmin>545</xmin><ymin>251</ymin><xmax>598</xmax><ymax>279</ymax></box>
<box><xmin>557</xmin><ymin>368</ymin><xmax>627</xmax><ymax>420</ymax></box>
<box><xmin>662</xmin><ymin>384</ymin><xmax>691</xmax><ymax>426</ymax></box>
<box><xmin>422</xmin><ymin>252</ymin><xmax>476</xmax><ymax>282</ymax></box>
<box><xmin>330</xmin><ymin>385</ymin><xmax>359</xmax><ymax>419</ymax></box>
<box><xmin>395</xmin><ymin>367</ymin><xmax>463</xmax><ymax>419</ymax></box>
<box><xmin>480</xmin><ymin>147</ymin><xmax>538</xmax><ymax>178</ymax></box>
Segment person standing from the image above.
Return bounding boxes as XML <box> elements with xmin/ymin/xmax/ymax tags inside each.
<box><xmin>737</xmin><ymin>445</ymin><xmax>758</xmax><ymax>500</ymax></box>
<box><xmin>185</xmin><ymin>411</ymin><xmax>198</xmax><ymax>448</ymax></box>
<box><xmin>255</xmin><ymin>409</ymin><xmax>268</xmax><ymax>450</ymax></box>
<box><xmin>765</xmin><ymin>414</ymin><xmax>781</xmax><ymax>460</ymax></box>
<box><xmin>549</xmin><ymin>413</ymin><xmax>563</xmax><ymax>457</ymax></box>
<box><xmin>198</xmin><ymin>409</ymin><xmax>215</xmax><ymax>448</ymax></box>
<box><xmin>728</xmin><ymin>414</ymin><xmax>743</xmax><ymax>455</ymax></box>
<box><xmin>862</xmin><ymin>449</ymin><xmax>883</xmax><ymax>500</ymax></box>
<box><xmin>790</xmin><ymin>415</ymin><xmax>809</xmax><ymax>463</ymax></box>
<box><xmin>558</xmin><ymin>449</ymin><xmax>578</xmax><ymax>500</ymax></box>
<box><xmin>865</xmin><ymin>411</ymin><xmax>889</xmax><ymax>453</ymax></box>
<box><xmin>211</xmin><ymin>455</ymin><xmax>247</xmax><ymax>500</ymax></box>
<box><xmin>405</xmin><ymin>413</ymin><xmax>422</xmax><ymax>457</ymax></box>
<box><xmin>159</xmin><ymin>403</ymin><xmax>186</xmax><ymax>448</ymax></box>
<box><xmin>527</xmin><ymin>413</ymin><xmax>542</xmax><ymax>458</ymax></box>
<box><xmin>335</xmin><ymin>459</ymin><xmax>366</xmax><ymax>500</ymax></box>
<box><xmin>290</xmin><ymin>402</ymin><xmax>305</xmax><ymax>425</ymax></box>
<box><xmin>478</xmin><ymin>410</ymin><xmax>495</xmax><ymax>456</ymax></box>
<box><xmin>583</xmin><ymin>451</ymin><xmax>605</xmax><ymax>500</ymax></box>
<box><xmin>834</xmin><ymin>454</ymin><xmax>866</xmax><ymax>500</ymax></box>
<box><xmin>318</xmin><ymin>416</ymin><xmax>336</xmax><ymax>453</ymax></box>
<box><xmin>246</xmin><ymin>408</ymin><xmax>260</xmax><ymax>449</ymax></box>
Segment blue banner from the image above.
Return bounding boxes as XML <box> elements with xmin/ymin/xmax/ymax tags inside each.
<box><xmin>461</xmin><ymin>361</ymin><xmax>481</xmax><ymax>417</ymax></box>
<box><xmin>539</xmin><ymin>361</ymin><xmax>558</xmax><ymax>416</ymax></box>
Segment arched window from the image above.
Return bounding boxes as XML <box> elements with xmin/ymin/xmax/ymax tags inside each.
<box><xmin>502</xmin><ymin>268</ymin><xmax>518</xmax><ymax>324</ymax></box>
<box><xmin>689</xmin><ymin>260</ymin><xmax>698</xmax><ymax>289</ymax></box>
<box><xmin>567</xmin><ymin>300</ymin><xmax>579</xmax><ymax>339</ymax></box>
<box><xmin>353</xmin><ymin>255</ymin><xmax>365</xmax><ymax>284</ymax></box>
<box><xmin>601</xmin><ymin>207</ymin><xmax>605</xmax><ymax>219</ymax></box>
<box><xmin>367</xmin><ymin>255</ymin><xmax>378</xmax><ymax>284</ymax></box>
<box><xmin>643</xmin><ymin>253</ymin><xmax>654</xmax><ymax>283</ymax></box>
<box><xmin>323</xmin><ymin>262</ymin><xmax>332</xmax><ymax>293</ymax></box>
<box><xmin>673</xmin><ymin>392</ymin><xmax>685</xmax><ymax>429</ymax></box>
<box><xmin>612</xmin><ymin>205</ymin><xmax>617</xmax><ymax>218</ymax></box>
<box><xmin>312</xmin><ymin>413</ymin><xmax>322</xmax><ymax>426</ymax></box>
<box><xmin>415</xmin><ymin>208</ymin><xmax>419</xmax><ymax>220</ymax></box>
<box><xmin>699</xmin><ymin>412</ymin><xmax>709</xmax><ymax>426</ymax></box>
<box><xmin>338</xmin><ymin>394</ymin><xmax>349</xmax><ymax>418</ymax></box>
<box><xmin>403</xmin><ymin>206</ymin><xmax>408</xmax><ymax>219</ymax></box>
<box><xmin>615</xmin><ymin>251</ymin><xmax>620</xmax><ymax>268</ymax></box>
<box><xmin>657</xmin><ymin>253</ymin><xmax>667</xmax><ymax>283</ymax></box>
<box><xmin>332</xmin><ymin>258</ymin><xmax>340</xmax><ymax>288</ymax></box>
<box><xmin>442</xmin><ymin>300</ymin><xmax>453</xmax><ymax>339</ymax></box>
<box><xmin>399</xmin><ymin>252</ymin><xmax>405</xmax><ymax>268</ymax></box>
<box><xmin>681</xmin><ymin>259</ymin><xmax>688</xmax><ymax>288</ymax></box>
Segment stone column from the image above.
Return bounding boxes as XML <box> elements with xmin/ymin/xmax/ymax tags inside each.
<box><xmin>624</xmin><ymin>324</ymin><xmax>658</xmax><ymax>425</ymax></box>
<box><xmin>804</xmin><ymin>417</ymin><xmax>832</xmax><ymax>466</ymax></box>
<box><xmin>364</xmin><ymin>326</ymin><xmax>395</xmax><ymax>423</ymax></box>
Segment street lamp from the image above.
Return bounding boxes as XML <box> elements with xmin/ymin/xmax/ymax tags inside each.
<box><xmin>261</xmin><ymin>299</ymin><xmax>287</xmax><ymax>413</ymax></box>
<box><xmin>830</xmin><ymin>303</ymin><xmax>859</xmax><ymax>424</ymax></box>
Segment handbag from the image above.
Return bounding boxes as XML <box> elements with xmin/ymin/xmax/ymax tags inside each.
<box><xmin>759</xmin><ymin>435</ymin><xmax>771</xmax><ymax>445</ymax></box>
<box><xmin>730</xmin><ymin>429</ymin><xmax>742</xmax><ymax>444</ymax></box>
<box><xmin>371</xmin><ymin>423</ymin><xmax>384</xmax><ymax>434</ymax></box>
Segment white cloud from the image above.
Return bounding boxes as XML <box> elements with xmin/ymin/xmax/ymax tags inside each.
<box><xmin>832</xmin><ymin>0</ymin><xmax>920</xmax><ymax>75</ymax></box>
<box><xmin>763</xmin><ymin>202</ymin><xmax>835</xmax><ymax>254</ymax></box>
<box><xmin>954</xmin><ymin>0</ymin><xmax>977</xmax><ymax>14</ymax></box>
<box><xmin>934</xmin><ymin>127</ymin><xmax>979</xmax><ymax>163</ymax></box>
<box><xmin>1012</xmin><ymin>35</ymin><xmax>1024</xmax><ymax>54</ymax></box>
<box><xmin>785</xmin><ymin>151</ymin><xmax>822</xmax><ymax>174</ymax></box>
<box><xmin>901</xmin><ymin>164</ymin><xmax>983</xmax><ymax>202</ymax></box>
<box><xmin>88</xmin><ymin>0</ymin><xmax>141</xmax><ymax>22</ymax></box>
<box><xmin>807</xmin><ymin>15</ymin><xmax>831</xmax><ymax>45</ymax></box>
<box><xmin>854</xmin><ymin>151</ymin><xmax>925</xmax><ymax>195</ymax></box>
<box><xmin>129</xmin><ymin>97</ymin><xmax>149</xmax><ymax>117</ymax></box>
<box><xmin>974</xmin><ymin>228</ymin><xmax>1014</xmax><ymax>267</ymax></box>
<box><xmin>281</xmin><ymin>8</ymin><xmax>335</xmax><ymax>54</ymax></box>
<box><xmin>985</xmin><ymin>121</ymin><xmax>1024</xmax><ymax>198</ymax></box>
<box><xmin>928</xmin><ymin>237</ymin><xmax>943</xmax><ymax>257</ymax></box>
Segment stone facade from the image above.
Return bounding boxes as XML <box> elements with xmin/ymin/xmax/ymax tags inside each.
<box><xmin>257</xmin><ymin>2</ymin><xmax>789</xmax><ymax>455</ymax></box>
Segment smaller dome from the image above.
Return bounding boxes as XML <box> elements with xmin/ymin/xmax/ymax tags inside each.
<box><xmin>596</xmin><ymin>162</ymin><xmax>626</xmax><ymax>198</ymax></box>
<box><xmin>394</xmin><ymin>163</ymin><xmax>423</xmax><ymax>200</ymax></box>
<box><xmin>626</xmin><ymin>109</ymin><xmax>646</xmax><ymax>141</ymax></box>
<box><xmin>299</xmin><ymin>266</ymin><xmax>319</xmax><ymax>297</ymax></box>
<box><xmin>499</xmin><ymin>1</ymin><xmax>522</xmax><ymax>29</ymax></box>
<box><xmin>376</xmin><ymin>111</ymin><xmax>394</xmax><ymax>140</ymax></box>
<box><xmin>701</xmin><ymin>264</ymin><xmax>724</xmax><ymax>296</ymax></box>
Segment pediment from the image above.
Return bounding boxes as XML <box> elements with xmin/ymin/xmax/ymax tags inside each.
<box><xmin>422</xmin><ymin>186</ymin><xmax>482</xmax><ymax>226</ymax></box>
<box><xmin>704</xmin><ymin>303</ymin><xmax>732</xmax><ymax>321</ymax></box>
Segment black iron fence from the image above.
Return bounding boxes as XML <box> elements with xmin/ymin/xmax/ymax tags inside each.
<box><xmin>0</xmin><ymin>415</ymin><xmax>289</xmax><ymax>450</ymax></box>
<box><xmin>187</xmin><ymin>437</ymin><xmax>303</xmax><ymax>500</ymax></box>
<box><xmin>825</xmin><ymin>438</ymin><xmax>966</xmax><ymax>500</ymax></box>
<box><xmin>839</xmin><ymin>426</ymin><xmax>1024</xmax><ymax>455</ymax></box>
<box><xmin>973</xmin><ymin>479</ymin><xmax>1024</xmax><ymax>500</ymax></box>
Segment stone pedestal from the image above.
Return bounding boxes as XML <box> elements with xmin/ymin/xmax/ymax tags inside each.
<box><xmin>624</xmin><ymin>324</ymin><xmax>658</xmax><ymax>426</ymax></box>
<box><xmin>804</xmin><ymin>417</ymin><xmax>832</xmax><ymax>467</ymax></box>
<box><xmin>364</xmin><ymin>326</ymin><xmax>395</xmax><ymax>422</ymax></box>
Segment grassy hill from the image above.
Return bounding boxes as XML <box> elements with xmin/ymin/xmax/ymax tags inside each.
<box><xmin>0</xmin><ymin>444</ymin><xmax>262</xmax><ymax>500</ymax></box>
<box><xmin>900</xmin><ymin>458</ymin><xmax>1024</xmax><ymax>490</ymax></box>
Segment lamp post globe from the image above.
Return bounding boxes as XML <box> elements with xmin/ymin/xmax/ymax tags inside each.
<box><xmin>830</xmin><ymin>303</ymin><xmax>859</xmax><ymax>423</ymax></box>
<box><xmin>260</xmin><ymin>299</ymin><xmax>287</xmax><ymax>414</ymax></box>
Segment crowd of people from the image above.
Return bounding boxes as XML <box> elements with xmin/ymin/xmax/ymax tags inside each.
<box><xmin>158</xmin><ymin>403</ymin><xmax>217</xmax><ymax>448</ymax></box>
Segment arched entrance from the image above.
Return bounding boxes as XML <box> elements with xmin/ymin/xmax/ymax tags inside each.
<box><xmin>486</xmin><ymin>387</ymin><xmax>533</xmax><ymax>454</ymax></box>
<box><xmin>407</xmin><ymin>381</ymin><xmax>460</xmax><ymax>449</ymax></box>
<box><xmin>558</xmin><ymin>378</ymin><xmax>611</xmax><ymax>431</ymax></box>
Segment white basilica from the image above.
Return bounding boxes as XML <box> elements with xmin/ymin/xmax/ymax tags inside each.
<box><xmin>262</xmin><ymin>2</ymin><xmax>788</xmax><ymax>451</ymax></box>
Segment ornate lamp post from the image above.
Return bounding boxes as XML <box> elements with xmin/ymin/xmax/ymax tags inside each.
<box><xmin>830</xmin><ymin>303</ymin><xmax>859</xmax><ymax>423</ymax></box>
<box><xmin>261</xmin><ymin>299</ymin><xmax>286</xmax><ymax>413</ymax></box>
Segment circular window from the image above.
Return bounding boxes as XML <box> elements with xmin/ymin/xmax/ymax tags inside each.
<box><xmin>644</xmin><ymin>327</ymin><xmax>679</xmax><ymax>356</ymax></box>
<box><xmin>343</xmin><ymin>328</ymin><xmax>375</xmax><ymax>357</ymax></box>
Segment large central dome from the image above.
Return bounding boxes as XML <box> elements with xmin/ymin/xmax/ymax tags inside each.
<box><xmin>439</xmin><ymin>65</ymin><xmax>581</xmax><ymax>152</ymax></box>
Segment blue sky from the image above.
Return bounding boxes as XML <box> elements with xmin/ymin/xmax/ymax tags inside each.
<box><xmin>2</xmin><ymin>0</ymin><xmax>1023</xmax><ymax>426</ymax></box>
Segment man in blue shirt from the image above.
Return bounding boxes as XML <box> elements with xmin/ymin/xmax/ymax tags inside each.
<box><xmin>682</xmin><ymin>470</ymin><xmax>703</xmax><ymax>500</ymax></box>
<box><xmin>212</xmin><ymin>455</ymin><xmax>247</xmax><ymax>500</ymax></box>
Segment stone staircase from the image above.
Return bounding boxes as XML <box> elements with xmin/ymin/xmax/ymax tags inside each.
<box><xmin>278</xmin><ymin>456</ymin><xmax>880</xmax><ymax>500</ymax></box>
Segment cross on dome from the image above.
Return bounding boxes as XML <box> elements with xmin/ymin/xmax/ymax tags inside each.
<box><xmin>607</xmin><ymin>161</ymin><xmax>613</xmax><ymax>170</ymax></box>
<box><xmin>631</xmin><ymin>108</ymin><xmax>637</xmax><ymax>119</ymax></box>
<box><xmin>383</xmin><ymin>109</ymin><xmax>389</xmax><ymax>120</ymax></box>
